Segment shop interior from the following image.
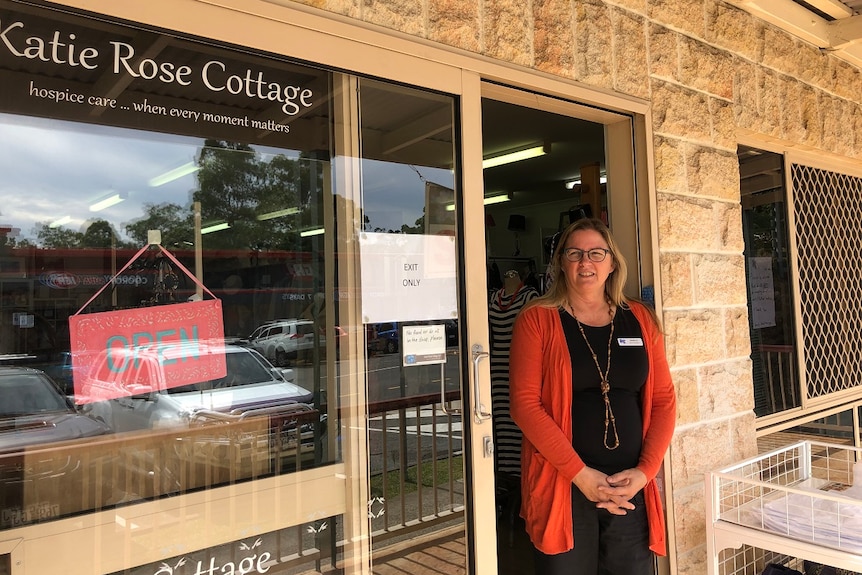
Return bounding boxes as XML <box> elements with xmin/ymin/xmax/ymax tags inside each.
<box><xmin>481</xmin><ymin>98</ymin><xmax>608</xmax><ymax>298</ymax></box>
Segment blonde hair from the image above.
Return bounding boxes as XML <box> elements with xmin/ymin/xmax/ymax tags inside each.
<box><xmin>529</xmin><ymin>218</ymin><xmax>629</xmax><ymax>311</ymax></box>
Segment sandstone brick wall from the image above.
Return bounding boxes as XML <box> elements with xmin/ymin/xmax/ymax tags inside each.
<box><xmin>285</xmin><ymin>0</ymin><xmax>862</xmax><ymax>572</ymax></box>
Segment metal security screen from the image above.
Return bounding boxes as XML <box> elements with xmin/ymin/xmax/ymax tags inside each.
<box><xmin>791</xmin><ymin>163</ymin><xmax>862</xmax><ymax>402</ymax></box>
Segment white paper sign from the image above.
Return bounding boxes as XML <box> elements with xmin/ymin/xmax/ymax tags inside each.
<box><xmin>748</xmin><ymin>257</ymin><xmax>776</xmax><ymax>329</ymax></box>
<box><xmin>359</xmin><ymin>232</ymin><xmax>457</xmax><ymax>324</ymax></box>
<box><xmin>402</xmin><ymin>324</ymin><xmax>447</xmax><ymax>366</ymax></box>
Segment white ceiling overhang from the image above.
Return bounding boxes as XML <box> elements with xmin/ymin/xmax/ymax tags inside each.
<box><xmin>726</xmin><ymin>0</ymin><xmax>862</xmax><ymax>68</ymax></box>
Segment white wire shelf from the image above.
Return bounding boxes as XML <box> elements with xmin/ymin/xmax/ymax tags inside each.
<box><xmin>706</xmin><ymin>440</ymin><xmax>862</xmax><ymax>575</ymax></box>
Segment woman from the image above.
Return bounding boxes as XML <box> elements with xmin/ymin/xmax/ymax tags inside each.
<box><xmin>509</xmin><ymin>218</ymin><xmax>676</xmax><ymax>575</ymax></box>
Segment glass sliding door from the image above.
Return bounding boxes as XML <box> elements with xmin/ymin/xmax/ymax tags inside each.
<box><xmin>352</xmin><ymin>77</ymin><xmax>468</xmax><ymax>573</ymax></box>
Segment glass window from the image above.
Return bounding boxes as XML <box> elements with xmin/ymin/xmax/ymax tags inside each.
<box><xmin>739</xmin><ymin>146</ymin><xmax>801</xmax><ymax>417</ymax></box>
<box><xmin>0</xmin><ymin>0</ymin><xmax>338</xmax><ymax>531</ymax></box>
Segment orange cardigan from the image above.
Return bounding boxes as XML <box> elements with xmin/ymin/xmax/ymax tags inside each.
<box><xmin>509</xmin><ymin>301</ymin><xmax>676</xmax><ymax>556</ymax></box>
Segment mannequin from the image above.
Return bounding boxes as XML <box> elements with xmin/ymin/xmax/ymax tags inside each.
<box><xmin>488</xmin><ymin>269</ymin><xmax>538</xmax><ymax>477</ymax></box>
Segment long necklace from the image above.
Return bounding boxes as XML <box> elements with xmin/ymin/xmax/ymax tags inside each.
<box><xmin>495</xmin><ymin>284</ymin><xmax>523</xmax><ymax>311</ymax></box>
<box><xmin>570</xmin><ymin>305</ymin><xmax>620</xmax><ymax>450</ymax></box>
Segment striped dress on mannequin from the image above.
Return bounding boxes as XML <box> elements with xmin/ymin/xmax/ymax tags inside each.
<box><xmin>489</xmin><ymin>271</ymin><xmax>538</xmax><ymax>477</ymax></box>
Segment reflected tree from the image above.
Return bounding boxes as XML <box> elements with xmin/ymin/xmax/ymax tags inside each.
<box><xmin>34</xmin><ymin>222</ymin><xmax>83</xmax><ymax>248</ymax></box>
<box><xmin>192</xmin><ymin>139</ymin><xmax>312</xmax><ymax>251</ymax></box>
<box><xmin>125</xmin><ymin>203</ymin><xmax>194</xmax><ymax>248</ymax></box>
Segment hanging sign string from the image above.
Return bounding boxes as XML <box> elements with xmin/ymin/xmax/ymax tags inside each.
<box><xmin>74</xmin><ymin>243</ymin><xmax>217</xmax><ymax>316</ymax></box>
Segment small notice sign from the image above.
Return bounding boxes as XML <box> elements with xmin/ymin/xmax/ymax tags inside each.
<box><xmin>402</xmin><ymin>324</ymin><xmax>447</xmax><ymax>366</ymax></box>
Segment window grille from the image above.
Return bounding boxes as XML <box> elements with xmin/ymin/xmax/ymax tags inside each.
<box><xmin>791</xmin><ymin>163</ymin><xmax>862</xmax><ymax>402</ymax></box>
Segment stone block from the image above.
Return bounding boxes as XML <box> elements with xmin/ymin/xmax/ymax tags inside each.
<box><xmin>484</xmin><ymin>0</ymin><xmax>533</xmax><ymax>65</ymax></box>
<box><xmin>362</xmin><ymin>0</ymin><xmax>425</xmax><ymax>35</ymax></box>
<box><xmin>698</xmin><ymin>358</ymin><xmax>754</xmax><ymax>419</ymax></box>
<box><xmin>831</xmin><ymin>58</ymin><xmax>862</xmax><ymax>101</ymax></box>
<box><xmin>685</xmin><ymin>146</ymin><xmax>741</xmax><ymax>202</ymax></box>
<box><xmin>672</xmin><ymin>483</ymin><xmax>707</xmax><ymax>555</ymax></box>
<box><xmin>735</xmin><ymin>62</ymin><xmax>759</xmax><ymax>130</ymax></box>
<box><xmin>821</xmin><ymin>97</ymin><xmax>853</xmax><ymax>157</ymax></box>
<box><xmin>759</xmin><ymin>69</ymin><xmax>786</xmax><ymax>138</ymax></box>
<box><xmin>719</xmin><ymin>202</ymin><xmax>744</xmax><ymax>252</ymax></box>
<box><xmin>648</xmin><ymin>0</ymin><xmax>705</xmax><ymax>38</ymax></box>
<box><xmin>675</xmin><ymin>547</ymin><xmax>708</xmax><ymax>575</ymax></box>
<box><xmin>711</xmin><ymin>97</ymin><xmax>737</xmax><ymax>151</ymax></box>
<box><xmin>648</xmin><ymin>24</ymin><xmax>679</xmax><ymax>82</ymax></box>
<box><xmin>673</xmin><ymin>367</ymin><xmax>699</xmax><ymax>426</ymax></box>
<box><xmin>653</xmin><ymin>135</ymin><xmax>687</xmax><ymax>195</ymax></box>
<box><xmin>652</xmin><ymin>80</ymin><xmax>712</xmax><ymax>143</ymax></box>
<box><xmin>429</xmin><ymin>0</ymin><xmax>481</xmax><ymax>51</ymax></box>
<box><xmin>679</xmin><ymin>37</ymin><xmax>734</xmax><ymax>99</ymax></box>
<box><xmin>659</xmin><ymin>252</ymin><xmax>693</xmax><ymax>308</ymax></box>
<box><xmin>663</xmin><ymin>309</ymin><xmax>726</xmax><ymax>366</ymax></box>
<box><xmin>761</xmin><ymin>25</ymin><xmax>799</xmax><ymax>74</ymax></box>
<box><xmin>670</xmin><ymin>418</ymin><xmax>732</xmax><ymax>486</ymax></box>
<box><xmin>730</xmin><ymin>412</ymin><xmax>758</xmax><ymax>462</ymax></box>
<box><xmin>691</xmin><ymin>253</ymin><xmax>746</xmax><ymax>306</ymax></box>
<box><xmin>797</xmin><ymin>84</ymin><xmax>823</xmax><ymax>149</ymax></box>
<box><xmin>613</xmin><ymin>9</ymin><xmax>649</xmax><ymax>99</ymax></box>
<box><xmin>655</xmin><ymin>194</ymin><xmax>724</xmax><ymax>251</ymax></box>
<box><xmin>796</xmin><ymin>40</ymin><xmax>831</xmax><ymax>90</ymax></box>
<box><xmin>575</xmin><ymin>0</ymin><xmax>614</xmax><ymax>88</ymax></box>
<box><xmin>724</xmin><ymin>306</ymin><xmax>752</xmax><ymax>359</ymax></box>
<box><xmin>534</xmin><ymin>0</ymin><xmax>575</xmax><ymax>75</ymax></box>
<box><xmin>706</xmin><ymin>1</ymin><xmax>760</xmax><ymax>61</ymax></box>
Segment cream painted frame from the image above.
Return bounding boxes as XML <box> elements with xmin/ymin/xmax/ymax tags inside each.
<box><xmin>4</xmin><ymin>1</ymin><xmax>665</xmax><ymax>573</ymax></box>
<box><xmin>739</xmin><ymin>131</ymin><xmax>862</xmax><ymax>436</ymax></box>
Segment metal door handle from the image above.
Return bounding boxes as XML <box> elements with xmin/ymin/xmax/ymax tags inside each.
<box><xmin>471</xmin><ymin>344</ymin><xmax>491</xmax><ymax>423</ymax></box>
<box><xmin>440</xmin><ymin>362</ymin><xmax>461</xmax><ymax>416</ymax></box>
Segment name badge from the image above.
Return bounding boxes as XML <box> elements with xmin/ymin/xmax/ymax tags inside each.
<box><xmin>617</xmin><ymin>337</ymin><xmax>644</xmax><ymax>347</ymax></box>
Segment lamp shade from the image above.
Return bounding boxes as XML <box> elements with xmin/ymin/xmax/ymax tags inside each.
<box><xmin>507</xmin><ymin>214</ymin><xmax>526</xmax><ymax>232</ymax></box>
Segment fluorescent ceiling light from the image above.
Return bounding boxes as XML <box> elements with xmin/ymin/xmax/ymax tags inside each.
<box><xmin>565</xmin><ymin>175</ymin><xmax>607</xmax><ymax>189</ymax></box>
<box><xmin>49</xmin><ymin>216</ymin><xmax>72</xmax><ymax>228</ymax></box>
<box><xmin>200</xmin><ymin>222</ymin><xmax>230</xmax><ymax>235</ymax></box>
<box><xmin>300</xmin><ymin>227</ymin><xmax>325</xmax><ymax>237</ymax></box>
<box><xmin>89</xmin><ymin>193</ymin><xmax>126</xmax><ymax>212</ymax></box>
<box><xmin>445</xmin><ymin>193</ymin><xmax>510</xmax><ymax>211</ymax></box>
<box><xmin>149</xmin><ymin>162</ymin><xmax>200</xmax><ymax>187</ymax></box>
<box><xmin>482</xmin><ymin>145</ymin><xmax>546</xmax><ymax>169</ymax></box>
<box><xmin>483</xmin><ymin>194</ymin><xmax>510</xmax><ymax>205</ymax></box>
<box><xmin>257</xmin><ymin>207</ymin><xmax>300</xmax><ymax>221</ymax></box>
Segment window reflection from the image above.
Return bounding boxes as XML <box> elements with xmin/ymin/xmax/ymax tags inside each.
<box><xmin>0</xmin><ymin>114</ymin><xmax>337</xmax><ymax>528</ymax></box>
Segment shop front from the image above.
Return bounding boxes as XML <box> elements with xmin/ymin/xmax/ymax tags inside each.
<box><xmin>0</xmin><ymin>1</ymin><xmax>663</xmax><ymax>574</ymax></box>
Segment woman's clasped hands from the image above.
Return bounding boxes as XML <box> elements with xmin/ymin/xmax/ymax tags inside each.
<box><xmin>573</xmin><ymin>466</ymin><xmax>648</xmax><ymax>516</ymax></box>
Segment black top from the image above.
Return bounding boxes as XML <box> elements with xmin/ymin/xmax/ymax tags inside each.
<box><xmin>561</xmin><ymin>305</ymin><xmax>648</xmax><ymax>475</ymax></box>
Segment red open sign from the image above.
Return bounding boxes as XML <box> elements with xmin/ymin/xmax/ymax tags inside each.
<box><xmin>69</xmin><ymin>299</ymin><xmax>227</xmax><ymax>404</ymax></box>
<box><xmin>68</xmin><ymin>244</ymin><xmax>227</xmax><ymax>404</ymax></box>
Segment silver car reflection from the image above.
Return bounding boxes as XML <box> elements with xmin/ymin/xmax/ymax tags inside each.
<box><xmin>84</xmin><ymin>345</ymin><xmax>313</xmax><ymax>432</ymax></box>
<box><xmin>0</xmin><ymin>366</ymin><xmax>110</xmax><ymax>452</ymax></box>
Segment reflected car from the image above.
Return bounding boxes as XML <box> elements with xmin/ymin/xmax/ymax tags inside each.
<box><xmin>83</xmin><ymin>344</ymin><xmax>325</xmax><ymax>482</ymax></box>
<box><xmin>84</xmin><ymin>345</ymin><xmax>314</xmax><ymax>433</ymax></box>
<box><xmin>0</xmin><ymin>367</ymin><xmax>112</xmax><ymax>528</ymax></box>
<box><xmin>367</xmin><ymin>321</ymin><xmax>459</xmax><ymax>355</ymax></box>
<box><xmin>369</xmin><ymin>322</ymin><xmax>399</xmax><ymax>354</ymax></box>
<box><xmin>246</xmin><ymin>319</ymin><xmax>321</xmax><ymax>366</ymax></box>
<box><xmin>0</xmin><ymin>366</ymin><xmax>111</xmax><ymax>452</ymax></box>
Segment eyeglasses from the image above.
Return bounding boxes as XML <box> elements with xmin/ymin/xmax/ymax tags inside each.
<box><xmin>563</xmin><ymin>248</ymin><xmax>611</xmax><ymax>263</ymax></box>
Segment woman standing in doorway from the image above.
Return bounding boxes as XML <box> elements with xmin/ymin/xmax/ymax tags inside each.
<box><xmin>510</xmin><ymin>218</ymin><xmax>676</xmax><ymax>575</ymax></box>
